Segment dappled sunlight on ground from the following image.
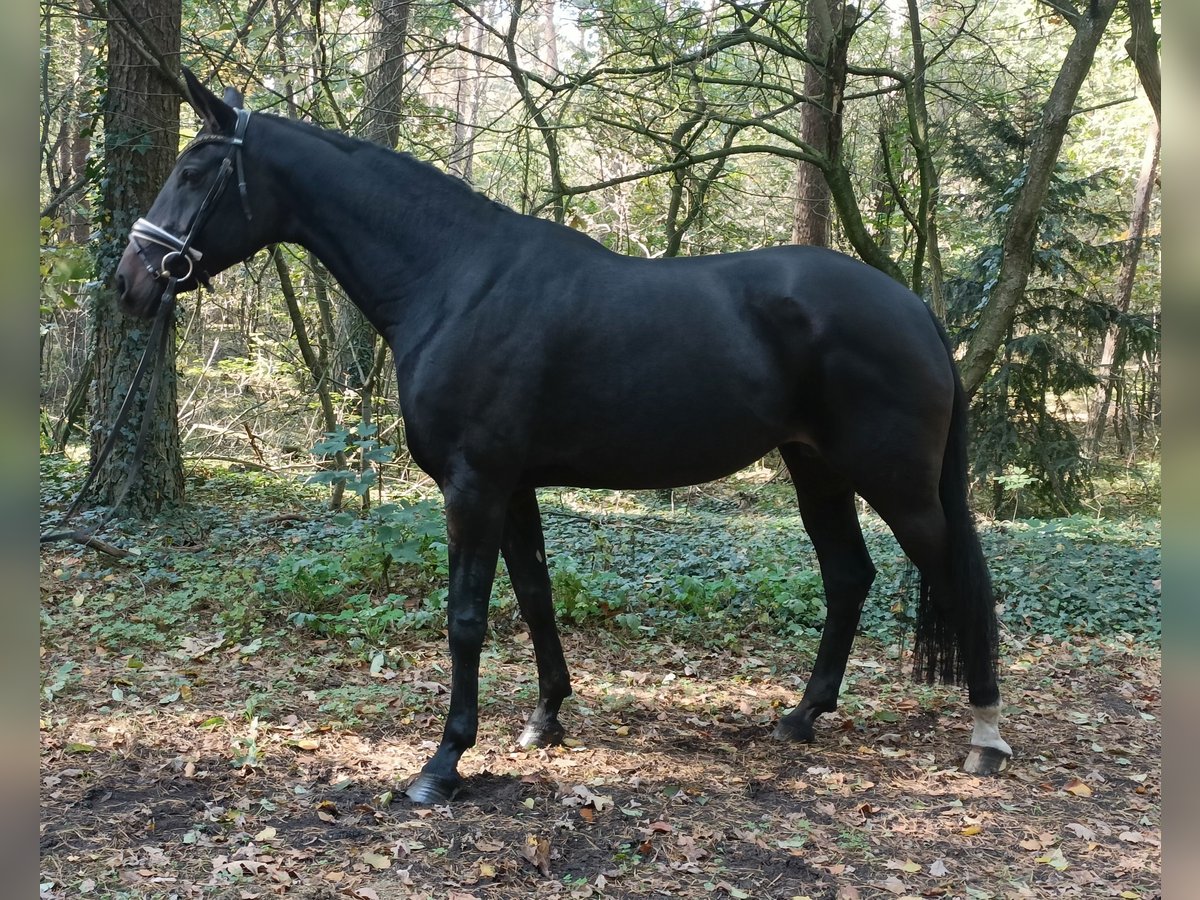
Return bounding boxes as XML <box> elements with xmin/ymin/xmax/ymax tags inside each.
<box><xmin>40</xmin><ymin>622</ymin><xmax>1160</xmax><ymax>899</ymax></box>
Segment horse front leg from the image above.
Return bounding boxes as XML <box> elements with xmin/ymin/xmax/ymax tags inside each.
<box><xmin>501</xmin><ymin>488</ymin><xmax>572</xmax><ymax>748</ymax></box>
<box><xmin>406</xmin><ymin>478</ymin><xmax>507</xmax><ymax>805</ymax></box>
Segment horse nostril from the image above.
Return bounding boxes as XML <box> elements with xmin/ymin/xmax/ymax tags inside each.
<box><xmin>116</xmin><ymin>272</ymin><xmax>128</xmax><ymax>299</ymax></box>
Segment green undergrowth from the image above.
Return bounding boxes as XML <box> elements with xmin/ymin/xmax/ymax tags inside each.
<box><xmin>40</xmin><ymin>458</ymin><xmax>1160</xmax><ymax>666</ymax></box>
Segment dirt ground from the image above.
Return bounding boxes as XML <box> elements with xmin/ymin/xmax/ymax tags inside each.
<box><xmin>39</xmin><ymin>609</ymin><xmax>1160</xmax><ymax>900</ymax></box>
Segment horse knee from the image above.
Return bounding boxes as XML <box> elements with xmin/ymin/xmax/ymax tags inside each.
<box><xmin>448</xmin><ymin>609</ymin><xmax>487</xmax><ymax>650</ymax></box>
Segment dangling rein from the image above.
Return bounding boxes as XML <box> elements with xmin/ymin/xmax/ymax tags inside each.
<box><xmin>41</xmin><ymin>110</ymin><xmax>252</xmax><ymax>551</ymax></box>
<box><xmin>40</xmin><ymin>285</ymin><xmax>179</xmax><ymax>550</ymax></box>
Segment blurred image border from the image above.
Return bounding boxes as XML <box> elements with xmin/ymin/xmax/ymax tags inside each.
<box><xmin>4</xmin><ymin>1</ymin><xmax>44</xmax><ymax>896</ymax></box>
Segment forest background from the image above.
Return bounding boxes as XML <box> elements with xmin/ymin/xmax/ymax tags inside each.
<box><xmin>36</xmin><ymin>0</ymin><xmax>1165</xmax><ymax>897</ymax></box>
<box><xmin>38</xmin><ymin>0</ymin><xmax>1161</xmax><ymax>522</ymax></box>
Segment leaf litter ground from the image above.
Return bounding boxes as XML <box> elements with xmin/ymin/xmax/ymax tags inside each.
<box><xmin>40</xmin><ymin>477</ymin><xmax>1160</xmax><ymax>900</ymax></box>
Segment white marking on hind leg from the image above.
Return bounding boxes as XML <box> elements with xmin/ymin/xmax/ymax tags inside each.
<box><xmin>970</xmin><ymin>703</ymin><xmax>1012</xmax><ymax>755</ymax></box>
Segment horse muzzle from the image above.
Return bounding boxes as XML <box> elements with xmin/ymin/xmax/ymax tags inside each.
<box><xmin>115</xmin><ymin>240</ymin><xmax>200</xmax><ymax>317</ymax></box>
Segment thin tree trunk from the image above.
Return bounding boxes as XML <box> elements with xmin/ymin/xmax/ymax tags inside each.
<box><xmin>54</xmin><ymin>350</ymin><xmax>94</xmax><ymax>451</ymax></box>
<box><xmin>541</xmin><ymin>0</ymin><xmax>558</xmax><ymax>76</ymax></box>
<box><xmin>450</xmin><ymin>7</ymin><xmax>485</xmax><ymax>183</ymax></box>
<box><xmin>791</xmin><ymin>0</ymin><xmax>857</xmax><ymax>247</ymax></box>
<box><xmin>904</xmin><ymin>0</ymin><xmax>944</xmax><ymax>310</ymax></box>
<box><xmin>88</xmin><ymin>0</ymin><xmax>183</xmax><ymax>516</ymax></box>
<box><xmin>274</xmin><ymin>247</ymin><xmax>348</xmax><ymax>509</ymax></box>
<box><xmin>1090</xmin><ymin>124</ymin><xmax>1159</xmax><ymax>457</ymax></box>
<box><xmin>504</xmin><ymin>0</ymin><xmax>567</xmax><ymax>222</ymax></box>
<box><xmin>958</xmin><ymin>0</ymin><xmax>1118</xmax><ymax>397</ymax></box>
<box><xmin>68</xmin><ymin>0</ymin><xmax>98</xmax><ymax>244</ymax></box>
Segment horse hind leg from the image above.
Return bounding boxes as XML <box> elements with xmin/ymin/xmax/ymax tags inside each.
<box><xmin>867</xmin><ymin>490</ymin><xmax>1011</xmax><ymax>775</ymax></box>
<box><xmin>501</xmin><ymin>488</ymin><xmax>572</xmax><ymax>749</ymax></box>
<box><xmin>773</xmin><ymin>448</ymin><xmax>876</xmax><ymax>743</ymax></box>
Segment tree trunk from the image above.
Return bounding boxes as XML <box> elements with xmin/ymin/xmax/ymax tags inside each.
<box><xmin>360</xmin><ymin>0</ymin><xmax>410</xmax><ymax>149</ymax></box>
<box><xmin>1090</xmin><ymin>123</ymin><xmax>1158</xmax><ymax>457</ymax></box>
<box><xmin>68</xmin><ymin>0</ymin><xmax>98</xmax><ymax>244</ymax></box>
<box><xmin>504</xmin><ymin>0</ymin><xmax>566</xmax><ymax>222</ymax></box>
<box><xmin>958</xmin><ymin>0</ymin><xmax>1118</xmax><ymax>398</ymax></box>
<box><xmin>541</xmin><ymin>0</ymin><xmax>558</xmax><ymax>76</ymax></box>
<box><xmin>340</xmin><ymin>0</ymin><xmax>410</xmax><ymax>509</ymax></box>
<box><xmin>88</xmin><ymin>0</ymin><xmax>183</xmax><ymax>516</ymax></box>
<box><xmin>904</xmin><ymin>0</ymin><xmax>944</xmax><ymax>311</ymax></box>
<box><xmin>331</xmin><ymin>0</ymin><xmax>410</xmax><ymax>395</ymax></box>
<box><xmin>449</xmin><ymin>8</ymin><xmax>485</xmax><ymax>183</ymax></box>
<box><xmin>791</xmin><ymin>0</ymin><xmax>857</xmax><ymax>247</ymax></box>
<box><xmin>1124</xmin><ymin>0</ymin><xmax>1159</xmax><ymax>127</ymax></box>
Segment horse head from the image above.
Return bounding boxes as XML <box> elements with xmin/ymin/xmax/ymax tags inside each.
<box><xmin>115</xmin><ymin>68</ymin><xmax>280</xmax><ymax>318</ymax></box>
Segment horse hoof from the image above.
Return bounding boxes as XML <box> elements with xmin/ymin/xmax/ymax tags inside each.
<box><xmin>405</xmin><ymin>772</ymin><xmax>459</xmax><ymax>805</ymax></box>
<box><xmin>517</xmin><ymin>719</ymin><xmax>566</xmax><ymax>749</ymax></box>
<box><xmin>772</xmin><ymin>715</ymin><xmax>815</xmax><ymax>743</ymax></box>
<box><xmin>963</xmin><ymin>745</ymin><xmax>1011</xmax><ymax>776</ymax></box>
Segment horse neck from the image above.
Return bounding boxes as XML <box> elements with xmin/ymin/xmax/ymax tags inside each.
<box><xmin>269</xmin><ymin>119</ymin><xmax>498</xmax><ymax>344</ymax></box>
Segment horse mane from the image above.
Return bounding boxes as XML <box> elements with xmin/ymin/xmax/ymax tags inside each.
<box><xmin>275</xmin><ymin>114</ymin><xmax>515</xmax><ymax>216</ymax></box>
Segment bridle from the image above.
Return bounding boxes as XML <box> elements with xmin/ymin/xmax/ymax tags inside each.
<box><xmin>128</xmin><ymin>107</ymin><xmax>253</xmax><ymax>287</ymax></box>
<box><xmin>41</xmin><ymin>106</ymin><xmax>254</xmax><ymax>541</ymax></box>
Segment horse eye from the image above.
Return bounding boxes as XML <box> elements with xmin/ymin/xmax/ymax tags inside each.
<box><xmin>180</xmin><ymin>167</ymin><xmax>199</xmax><ymax>184</ymax></box>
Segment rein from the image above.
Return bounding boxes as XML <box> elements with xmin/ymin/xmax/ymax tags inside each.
<box><xmin>41</xmin><ymin>109</ymin><xmax>253</xmax><ymax>545</ymax></box>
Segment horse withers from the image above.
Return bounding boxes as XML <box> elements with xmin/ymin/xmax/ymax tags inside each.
<box><xmin>115</xmin><ymin>69</ymin><xmax>1012</xmax><ymax>805</ymax></box>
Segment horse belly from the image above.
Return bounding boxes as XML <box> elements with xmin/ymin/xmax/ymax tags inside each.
<box><xmin>524</xmin><ymin>383</ymin><xmax>807</xmax><ymax>490</ymax></box>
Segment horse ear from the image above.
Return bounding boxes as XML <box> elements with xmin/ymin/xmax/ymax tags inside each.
<box><xmin>181</xmin><ymin>67</ymin><xmax>237</xmax><ymax>135</ymax></box>
<box><xmin>222</xmin><ymin>86</ymin><xmax>245</xmax><ymax>110</ymax></box>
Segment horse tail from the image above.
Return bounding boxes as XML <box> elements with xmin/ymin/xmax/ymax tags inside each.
<box><xmin>911</xmin><ymin>314</ymin><xmax>999</xmax><ymax>686</ymax></box>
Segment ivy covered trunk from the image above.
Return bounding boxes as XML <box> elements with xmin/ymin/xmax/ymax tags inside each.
<box><xmin>87</xmin><ymin>0</ymin><xmax>183</xmax><ymax>516</ymax></box>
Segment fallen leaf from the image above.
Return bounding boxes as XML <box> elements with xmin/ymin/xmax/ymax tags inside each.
<box><xmin>1066</xmin><ymin>822</ymin><xmax>1096</xmax><ymax>840</ymax></box>
<box><xmin>961</xmin><ymin>824</ymin><xmax>982</xmax><ymax>836</ymax></box>
<box><xmin>570</xmin><ymin>784</ymin><xmax>614</xmax><ymax>812</ymax></box>
<box><xmin>361</xmin><ymin>850</ymin><xmax>391</xmax><ymax>870</ymax></box>
<box><xmin>930</xmin><ymin>858</ymin><xmax>948</xmax><ymax>877</ymax></box>
<box><xmin>520</xmin><ymin>834</ymin><xmax>552</xmax><ymax>877</ymax></box>
<box><xmin>1036</xmin><ymin>848</ymin><xmax>1069</xmax><ymax>871</ymax></box>
<box><xmin>885</xmin><ymin>859</ymin><xmax>921</xmax><ymax>873</ymax></box>
<box><xmin>1063</xmin><ymin>778</ymin><xmax>1093</xmax><ymax>797</ymax></box>
<box><xmin>254</xmin><ymin>826</ymin><xmax>277</xmax><ymax>842</ymax></box>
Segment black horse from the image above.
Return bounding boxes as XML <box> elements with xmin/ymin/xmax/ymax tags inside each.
<box><xmin>116</xmin><ymin>70</ymin><xmax>1012</xmax><ymax>804</ymax></box>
